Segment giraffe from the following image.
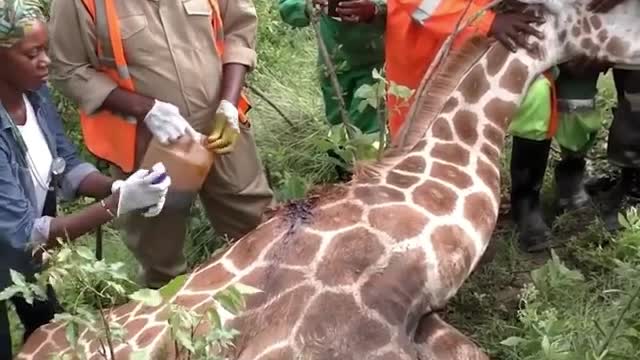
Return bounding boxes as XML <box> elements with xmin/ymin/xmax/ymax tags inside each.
<box><xmin>16</xmin><ymin>1</ymin><xmax>640</xmax><ymax>359</ymax></box>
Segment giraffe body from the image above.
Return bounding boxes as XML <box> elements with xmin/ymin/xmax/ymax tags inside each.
<box><xmin>17</xmin><ymin>1</ymin><xmax>640</xmax><ymax>359</ymax></box>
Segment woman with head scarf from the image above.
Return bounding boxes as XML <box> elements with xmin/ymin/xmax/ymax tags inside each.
<box><xmin>0</xmin><ymin>1</ymin><xmax>172</xmax><ymax>356</ymax></box>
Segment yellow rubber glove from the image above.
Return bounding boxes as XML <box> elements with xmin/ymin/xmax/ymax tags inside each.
<box><xmin>206</xmin><ymin>100</ymin><xmax>240</xmax><ymax>154</ymax></box>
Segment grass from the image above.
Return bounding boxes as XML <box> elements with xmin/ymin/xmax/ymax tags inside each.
<box><xmin>9</xmin><ymin>2</ymin><xmax>640</xmax><ymax>359</ymax></box>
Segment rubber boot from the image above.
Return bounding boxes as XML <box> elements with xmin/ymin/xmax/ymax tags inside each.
<box><xmin>554</xmin><ymin>152</ymin><xmax>590</xmax><ymax>214</ymax></box>
<box><xmin>510</xmin><ymin>137</ymin><xmax>553</xmax><ymax>252</ymax></box>
<box><xmin>599</xmin><ymin>167</ymin><xmax>640</xmax><ymax>233</ymax></box>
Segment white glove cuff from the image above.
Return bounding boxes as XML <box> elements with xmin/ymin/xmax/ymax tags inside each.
<box><xmin>111</xmin><ymin>180</ymin><xmax>125</xmax><ymax>194</ymax></box>
<box><xmin>218</xmin><ymin>100</ymin><xmax>240</xmax><ymax>132</ymax></box>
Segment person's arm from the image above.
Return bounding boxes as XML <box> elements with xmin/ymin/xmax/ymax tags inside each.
<box><xmin>0</xmin><ymin>144</ymin><xmax>118</xmax><ymax>253</ymax></box>
<box><xmin>218</xmin><ymin>0</ymin><xmax>260</xmax><ymax>105</ymax></box>
<box><xmin>48</xmin><ymin>0</ymin><xmax>155</xmax><ymax>120</ymax></box>
<box><xmin>278</xmin><ymin>0</ymin><xmax>312</xmax><ymax>27</ymax></box>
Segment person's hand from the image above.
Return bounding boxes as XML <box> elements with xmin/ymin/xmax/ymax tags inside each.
<box><xmin>143</xmin><ymin>100</ymin><xmax>202</xmax><ymax>145</ymax></box>
<box><xmin>489</xmin><ymin>11</ymin><xmax>545</xmax><ymax>53</ymax></box>
<box><xmin>587</xmin><ymin>0</ymin><xmax>625</xmax><ymax>12</ymax></box>
<box><xmin>206</xmin><ymin>100</ymin><xmax>240</xmax><ymax>155</ymax></box>
<box><xmin>337</xmin><ymin>0</ymin><xmax>377</xmax><ymax>23</ymax></box>
<box><xmin>111</xmin><ymin>163</ymin><xmax>171</xmax><ymax>217</ymax></box>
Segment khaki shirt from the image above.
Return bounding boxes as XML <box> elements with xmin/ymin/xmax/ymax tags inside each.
<box><xmin>48</xmin><ymin>0</ymin><xmax>257</xmax><ymax>131</ymax></box>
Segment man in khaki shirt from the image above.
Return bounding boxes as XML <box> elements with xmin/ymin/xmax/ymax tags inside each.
<box><xmin>48</xmin><ymin>0</ymin><xmax>274</xmax><ymax>288</ymax></box>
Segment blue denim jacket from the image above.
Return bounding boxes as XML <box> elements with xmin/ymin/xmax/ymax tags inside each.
<box><xmin>0</xmin><ymin>85</ymin><xmax>97</xmax><ymax>289</ymax></box>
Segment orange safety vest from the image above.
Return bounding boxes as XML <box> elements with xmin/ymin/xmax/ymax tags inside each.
<box><xmin>542</xmin><ymin>70</ymin><xmax>559</xmax><ymax>138</ymax></box>
<box><xmin>385</xmin><ymin>0</ymin><xmax>495</xmax><ymax>138</ymax></box>
<box><xmin>78</xmin><ymin>0</ymin><xmax>252</xmax><ymax>173</ymax></box>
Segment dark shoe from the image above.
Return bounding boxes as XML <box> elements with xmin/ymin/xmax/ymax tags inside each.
<box><xmin>554</xmin><ymin>155</ymin><xmax>590</xmax><ymax>213</ymax></box>
<box><xmin>510</xmin><ymin>137</ymin><xmax>553</xmax><ymax>252</ymax></box>
<box><xmin>599</xmin><ymin>167</ymin><xmax>640</xmax><ymax>233</ymax></box>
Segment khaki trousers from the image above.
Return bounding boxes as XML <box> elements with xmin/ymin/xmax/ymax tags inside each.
<box><xmin>111</xmin><ymin>122</ymin><xmax>274</xmax><ymax>289</ymax></box>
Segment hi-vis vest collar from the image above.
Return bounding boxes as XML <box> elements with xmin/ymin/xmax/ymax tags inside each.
<box><xmin>411</xmin><ymin>0</ymin><xmax>440</xmax><ymax>23</ymax></box>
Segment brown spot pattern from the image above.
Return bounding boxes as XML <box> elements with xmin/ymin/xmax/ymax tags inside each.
<box><xmin>386</xmin><ymin>170</ymin><xmax>421</xmax><ymax>188</ymax></box>
<box><xmin>441</xmin><ymin>97</ymin><xmax>459</xmax><ymax>113</ymax></box>
<box><xmin>369</xmin><ymin>204</ymin><xmax>429</xmax><ymax>241</ymax></box>
<box><xmin>459</xmin><ymin>65</ymin><xmax>490</xmax><ymax>104</ymax></box>
<box><xmin>413</xmin><ymin>180</ymin><xmax>457</xmax><ymax>216</ymax></box>
<box><xmin>499</xmin><ymin>58</ymin><xmax>529</xmax><ymax>94</ymax></box>
<box><xmin>483</xmin><ymin>98</ymin><xmax>517</xmax><ymax>127</ymax></box>
<box><xmin>476</xmin><ymin>158</ymin><xmax>501</xmax><ymax>200</ymax></box>
<box><xmin>597</xmin><ymin>29</ymin><xmax>609</xmax><ymax>43</ymax></box>
<box><xmin>173</xmin><ymin>294</ymin><xmax>211</xmax><ymax>311</ymax></box>
<box><xmin>558</xmin><ymin>30</ymin><xmax>567</xmax><ymax>44</ymax></box>
<box><xmin>581</xmin><ymin>38</ymin><xmax>597</xmax><ymax>52</ymax></box>
<box><xmin>361</xmin><ymin>249</ymin><xmax>427</xmax><ymax>325</ymax></box>
<box><xmin>238</xmin><ymin>266</ymin><xmax>306</xmax><ymax>309</ymax></box>
<box><xmin>230</xmin><ymin>286</ymin><xmax>315</xmax><ymax>359</ymax></box>
<box><xmin>297</xmin><ymin>292</ymin><xmax>391</xmax><ymax>357</ymax></box>
<box><xmin>393</xmin><ymin>155</ymin><xmax>427</xmax><ymax>173</ymax></box>
<box><xmin>431</xmin><ymin>225</ymin><xmax>476</xmax><ymax>290</ymax></box>
<box><xmin>311</xmin><ymin>202</ymin><xmax>363</xmax><ymax>231</ymax></box>
<box><xmin>582</xmin><ymin>17</ymin><xmax>592</xmax><ymax>34</ymax></box>
<box><xmin>431</xmin><ymin>117</ymin><xmax>453</xmax><ymax>140</ymax></box>
<box><xmin>606</xmin><ymin>36</ymin><xmax>629</xmax><ymax>58</ymax></box>
<box><xmin>452</xmin><ymin>110</ymin><xmax>479</xmax><ymax>145</ymax></box>
<box><xmin>590</xmin><ymin>15</ymin><xmax>602</xmax><ymax>30</ymax></box>
<box><xmin>571</xmin><ymin>25</ymin><xmax>580</xmax><ymax>37</ymax></box>
<box><xmin>481</xmin><ymin>144</ymin><xmax>500</xmax><ymax>164</ymax></box>
<box><xmin>430</xmin><ymin>162</ymin><xmax>473</xmax><ymax>189</ymax></box>
<box><xmin>226</xmin><ymin>219</ymin><xmax>282</xmax><ymax>269</ymax></box>
<box><xmin>316</xmin><ymin>227</ymin><xmax>385</xmax><ymax>286</ymax></box>
<box><xmin>464</xmin><ymin>192</ymin><xmax>496</xmax><ymax>239</ymax></box>
<box><xmin>353</xmin><ymin>185</ymin><xmax>406</xmax><ymax>205</ymax></box>
<box><xmin>136</xmin><ymin>325</ymin><xmax>164</xmax><ymax>348</ymax></box>
<box><xmin>485</xmin><ymin>44</ymin><xmax>510</xmax><ymax>76</ymax></box>
<box><xmin>430</xmin><ymin>142</ymin><xmax>470</xmax><ymax>166</ymax></box>
<box><xmin>482</xmin><ymin>124</ymin><xmax>504</xmax><ymax>148</ymax></box>
<box><xmin>412</xmin><ymin>139</ymin><xmax>428</xmax><ymax>151</ymax></box>
<box><xmin>185</xmin><ymin>263</ymin><xmax>234</xmax><ymax>292</ymax></box>
<box><xmin>264</xmin><ymin>230</ymin><xmax>322</xmax><ymax>267</ymax></box>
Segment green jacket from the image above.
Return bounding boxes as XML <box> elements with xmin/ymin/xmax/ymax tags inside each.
<box><xmin>278</xmin><ymin>0</ymin><xmax>386</xmax><ymax>74</ymax></box>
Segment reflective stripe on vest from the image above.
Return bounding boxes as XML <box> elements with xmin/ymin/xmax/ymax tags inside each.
<box><xmin>542</xmin><ymin>70</ymin><xmax>559</xmax><ymax>138</ymax></box>
<box><xmin>556</xmin><ymin>98</ymin><xmax>596</xmax><ymax>113</ymax></box>
<box><xmin>79</xmin><ymin>0</ymin><xmax>252</xmax><ymax>172</ymax></box>
<box><xmin>411</xmin><ymin>0</ymin><xmax>441</xmax><ymax>24</ymax></box>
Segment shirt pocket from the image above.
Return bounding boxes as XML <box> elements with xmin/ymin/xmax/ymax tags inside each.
<box><xmin>182</xmin><ymin>0</ymin><xmax>215</xmax><ymax>50</ymax></box>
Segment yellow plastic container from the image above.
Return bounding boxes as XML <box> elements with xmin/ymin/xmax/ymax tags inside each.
<box><xmin>140</xmin><ymin>136</ymin><xmax>214</xmax><ymax>193</ymax></box>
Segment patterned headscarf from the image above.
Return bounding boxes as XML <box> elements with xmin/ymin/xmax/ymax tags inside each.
<box><xmin>0</xmin><ymin>0</ymin><xmax>47</xmax><ymax>48</ymax></box>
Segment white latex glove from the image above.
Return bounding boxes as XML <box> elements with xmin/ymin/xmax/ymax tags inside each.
<box><xmin>143</xmin><ymin>100</ymin><xmax>203</xmax><ymax>144</ymax></box>
<box><xmin>111</xmin><ymin>163</ymin><xmax>171</xmax><ymax>217</ymax></box>
<box><xmin>205</xmin><ymin>100</ymin><xmax>240</xmax><ymax>154</ymax></box>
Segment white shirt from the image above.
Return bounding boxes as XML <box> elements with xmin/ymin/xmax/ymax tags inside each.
<box><xmin>17</xmin><ymin>94</ymin><xmax>53</xmax><ymax>215</ymax></box>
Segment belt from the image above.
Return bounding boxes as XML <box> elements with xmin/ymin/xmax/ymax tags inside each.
<box><xmin>557</xmin><ymin>98</ymin><xmax>596</xmax><ymax>113</ymax></box>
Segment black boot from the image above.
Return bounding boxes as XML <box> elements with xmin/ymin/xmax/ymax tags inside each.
<box><xmin>510</xmin><ymin>137</ymin><xmax>553</xmax><ymax>252</ymax></box>
<box><xmin>554</xmin><ymin>152</ymin><xmax>590</xmax><ymax>214</ymax></box>
<box><xmin>599</xmin><ymin>167</ymin><xmax>640</xmax><ymax>233</ymax></box>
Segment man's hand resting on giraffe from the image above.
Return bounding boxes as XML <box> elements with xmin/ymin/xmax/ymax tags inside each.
<box><xmin>206</xmin><ymin>100</ymin><xmax>240</xmax><ymax>154</ymax></box>
<box><xmin>489</xmin><ymin>11</ymin><xmax>546</xmax><ymax>53</ymax></box>
<box><xmin>588</xmin><ymin>0</ymin><xmax>625</xmax><ymax>12</ymax></box>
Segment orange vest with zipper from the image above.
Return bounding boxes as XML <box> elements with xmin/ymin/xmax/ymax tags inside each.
<box><xmin>385</xmin><ymin>0</ymin><xmax>495</xmax><ymax>138</ymax></box>
<box><xmin>78</xmin><ymin>0</ymin><xmax>251</xmax><ymax>173</ymax></box>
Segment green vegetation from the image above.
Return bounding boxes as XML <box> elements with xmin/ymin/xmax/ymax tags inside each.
<box><xmin>6</xmin><ymin>1</ymin><xmax>640</xmax><ymax>359</ymax></box>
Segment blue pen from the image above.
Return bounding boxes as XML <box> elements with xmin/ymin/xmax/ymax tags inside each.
<box><xmin>152</xmin><ymin>172</ymin><xmax>167</xmax><ymax>185</ymax></box>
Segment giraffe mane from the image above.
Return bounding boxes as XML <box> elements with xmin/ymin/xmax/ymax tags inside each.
<box><xmin>352</xmin><ymin>35</ymin><xmax>496</xmax><ymax>181</ymax></box>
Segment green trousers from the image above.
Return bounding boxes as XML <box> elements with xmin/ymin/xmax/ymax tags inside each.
<box><xmin>320</xmin><ymin>67</ymin><xmax>381</xmax><ymax>135</ymax></box>
<box><xmin>508</xmin><ymin>75</ymin><xmax>602</xmax><ymax>154</ymax></box>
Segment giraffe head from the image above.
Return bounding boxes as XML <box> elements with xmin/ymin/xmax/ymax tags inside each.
<box><xmin>516</xmin><ymin>0</ymin><xmax>640</xmax><ymax>68</ymax></box>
